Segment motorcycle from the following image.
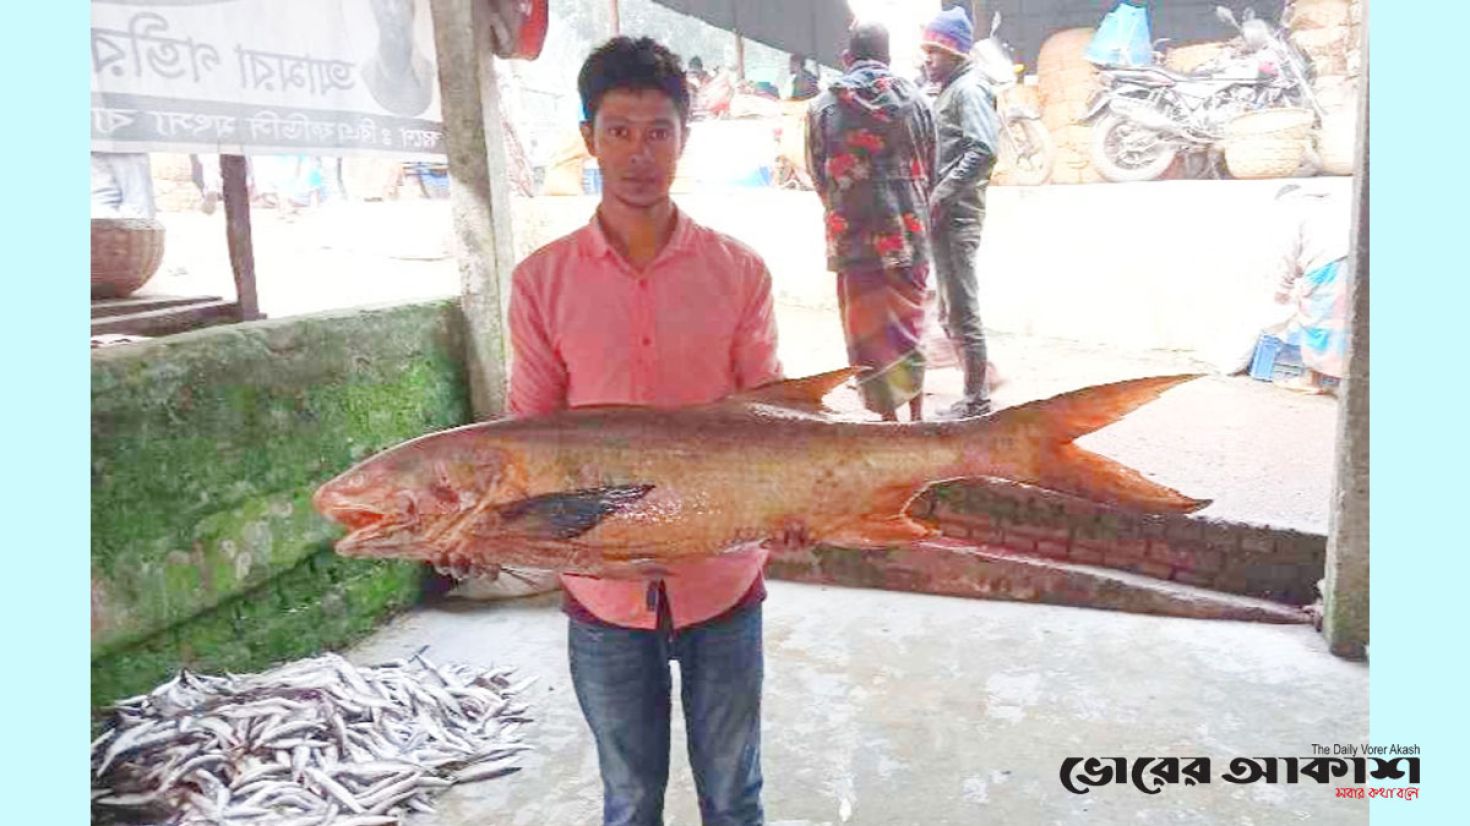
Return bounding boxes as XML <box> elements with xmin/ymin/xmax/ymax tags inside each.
<box><xmin>971</xmin><ymin>12</ymin><xmax>1056</xmax><ymax>186</ymax></box>
<box><xmin>1080</xmin><ymin>5</ymin><xmax>1323</xmax><ymax>182</ymax></box>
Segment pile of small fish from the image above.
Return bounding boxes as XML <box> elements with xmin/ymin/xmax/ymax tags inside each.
<box><xmin>91</xmin><ymin>651</ymin><xmax>534</xmax><ymax>825</ymax></box>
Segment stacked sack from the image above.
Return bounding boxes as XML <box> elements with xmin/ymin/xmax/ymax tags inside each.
<box><xmin>146</xmin><ymin>153</ymin><xmax>204</xmax><ymax>213</ymax></box>
<box><xmin>1222</xmin><ymin>107</ymin><xmax>1316</xmax><ymax>179</ymax></box>
<box><xmin>1285</xmin><ymin>0</ymin><xmax>1364</xmax><ymax>174</ymax></box>
<box><xmin>1036</xmin><ymin>28</ymin><xmax>1102</xmax><ymax>184</ymax></box>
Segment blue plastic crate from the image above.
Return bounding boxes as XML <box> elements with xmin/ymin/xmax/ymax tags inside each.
<box><xmin>1249</xmin><ymin>334</ymin><xmax>1304</xmax><ymax>382</ymax></box>
<box><xmin>1249</xmin><ymin>333</ymin><xmax>1340</xmax><ymax>390</ymax></box>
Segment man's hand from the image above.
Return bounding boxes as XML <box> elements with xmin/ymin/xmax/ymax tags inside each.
<box><xmin>1273</xmin><ymin>289</ymin><xmax>1291</xmax><ymax>305</ymax></box>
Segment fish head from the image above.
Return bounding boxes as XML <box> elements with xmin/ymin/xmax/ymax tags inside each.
<box><xmin>313</xmin><ymin>430</ymin><xmax>510</xmax><ymax>560</ymax></box>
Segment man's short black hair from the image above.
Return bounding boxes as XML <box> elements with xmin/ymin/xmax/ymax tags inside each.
<box><xmin>848</xmin><ymin>21</ymin><xmax>890</xmax><ymax>65</ymax></box>
<box><xmin>578</xmin><ymin>36</ymin><xmax>690</xmax><ymax>125</ymax></box>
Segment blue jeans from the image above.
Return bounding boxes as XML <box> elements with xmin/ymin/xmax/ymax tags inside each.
<box><xmin>568</xmin><ymin>602</ymin><xmax>764</xmax><ymax>826</ymax></box>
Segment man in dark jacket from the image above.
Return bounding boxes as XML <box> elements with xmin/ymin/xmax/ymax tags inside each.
<box><xmin>921</xmin><ymin>7</ymin><xmax>1001</xmax><ymax>418</ymax></box>
<box><xmin>806</xmin><ymin>21</ymin><xmax>938</xmax><ymax>421</ymax></box>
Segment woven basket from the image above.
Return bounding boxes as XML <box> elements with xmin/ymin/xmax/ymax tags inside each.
<box><xmin>1225</xmin><ymin>108</ymin><xmax>1316</xmax><ymax>141</ymax></box>
<box><xmin>92</xmin><ymin>217</ymin><xmax>166</xmax><ymax>299</ymax></box>
<box><xmin>1225</xmin><ymin>138</ymin><xmax>1310</xmax><ymax>179</ymax></box>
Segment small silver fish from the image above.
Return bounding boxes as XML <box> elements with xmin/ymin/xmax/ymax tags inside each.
<box><xmin>92</xmin><ymin>652</ymin><xmax>534</xmax><ymax>823</ymax></box>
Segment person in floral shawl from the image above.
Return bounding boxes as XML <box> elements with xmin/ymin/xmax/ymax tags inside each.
<box><xmin>806</xmin><ymin>20</ymin><xmax>938</xmax><ymax>421</ymax></box>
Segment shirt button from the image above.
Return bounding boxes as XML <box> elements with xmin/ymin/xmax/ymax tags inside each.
<box><xmin>641</xmin><ymin>337</ymin><xmax>652</xmax><ymax>346</ymax></box>
<box><xmin>638</xmin><ymin>279</ymin><xmax>649</xmax><ymax>289</ymax></box>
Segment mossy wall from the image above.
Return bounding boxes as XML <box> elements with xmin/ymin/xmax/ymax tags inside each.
<box><xmin>91</xmin><ymin>301</ymin><xmax>475</xmax><ymax>704</ymax></box>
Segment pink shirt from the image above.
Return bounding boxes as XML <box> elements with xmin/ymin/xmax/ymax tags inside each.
<box><xmin>507</xmin><ymin>208</ymin><xmax>783</xmax><ymax>629</ymax></box>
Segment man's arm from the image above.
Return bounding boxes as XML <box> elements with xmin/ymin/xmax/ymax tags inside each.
<box><xmin>1273</xmin><ymin>220</ymin><xmax>1305</xmax><ymax>303</ymax></box>
<box><xmin>930</xmin><ymin>84</ymin><xmax>1000</xmax><ymax>206</ymax></box>
<box><xmin>730</xmin><ymin>261</ymin><xmax>783</xmax><ymax>390</ymax></box>
<box><xmin>506</xmin><ymin>265</ymin><xmax>569</xmax><ymax>418</ymax></box>
<box><xmin>917</xmin><ymin>95</ymin><xmax>939</xmax><ymax>196</ymax></box>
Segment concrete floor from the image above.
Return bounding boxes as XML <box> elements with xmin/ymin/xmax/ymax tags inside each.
<box><xmin>346</xmin><ymin>581</ymin><xmax>1367</xmax><ymax>825</ymax></box>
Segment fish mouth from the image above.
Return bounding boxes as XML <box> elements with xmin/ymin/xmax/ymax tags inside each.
<box><xmin>336</xmin><ymin>520</ymin><xmax>404</xmax><ymax>557</ymax></box>
<box><xmin>330</xmin><ymin>506</ymin><xmax>387</xmax><ymax>533</ymax></box>
<box><xmin>318</xmin><ymin>503</ymin><xmax>403</xmax><ymax>556</ymax></box>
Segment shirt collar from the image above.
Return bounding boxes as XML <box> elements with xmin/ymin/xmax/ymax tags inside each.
<box><xmin>579</xmin><ymin>204</ymin><xmax>696</xmax><ymax>266</ymax></box>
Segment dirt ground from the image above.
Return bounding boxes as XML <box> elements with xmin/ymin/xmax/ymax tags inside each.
<box><xmin>137</xmin><ymin>192</ymin><xmax>1338</xmax><ymax>533</ymax></box>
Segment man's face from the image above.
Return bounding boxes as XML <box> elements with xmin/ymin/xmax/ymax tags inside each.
<box><xmin>923</xmin><ymin>46</ymin><xmax>962</xmax><ymax>84</ymax></box>
<box><xmin>580</xmin><ymin>88</ymin><xmax>685</xmax><ymax>210</ymax></box>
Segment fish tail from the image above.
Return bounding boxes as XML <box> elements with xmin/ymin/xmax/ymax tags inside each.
<box><xmin>971</xmin><ymin>374</ymin><xmax>1211</xmax><ymax>514</ymax></box>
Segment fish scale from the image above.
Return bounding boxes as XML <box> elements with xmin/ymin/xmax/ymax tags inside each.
<box><xmin>92</xmin><ymin>652</ymin><xmax>534</xmax><ymax>825</ymax></box>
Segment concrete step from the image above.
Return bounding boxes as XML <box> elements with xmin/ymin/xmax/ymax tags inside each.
<box><xmin>766</xmin><ymin>538</ymin><xmax>1312</xmax><ymax>625</ymax></box>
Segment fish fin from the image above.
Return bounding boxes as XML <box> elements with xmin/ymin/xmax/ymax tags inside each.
<box><xmin>1037</xmin><ymin>444</ymin><xmax>1212</xmax><ymax>513</ymax></box>
<box><xmin>999</xmin><ymin>373</ymin><xmax>1204</xmax><ymax>442</ymax></box>
<box><xmin>496</xmin><ymin>485</ymin><xmax>655</xmax><ymax>540</ymax></box>
<box><xmin>824</xmin><ymin>515</ymin><xmax>939</xmax><ymax>548</ymax></box>
<box><xmin>973</xmin><ymin>374</ymin><xmax>1211</xmax><ymax>514</ymax></box>
<box><xmin>818</xmin><ymin>483</ymin><xmax>936</xmax><ymax>547</ymax></box>
<box><xmin>729</xmin><ymin>367</ymin><xmax>865</xmax><ymax>411</ymax></box>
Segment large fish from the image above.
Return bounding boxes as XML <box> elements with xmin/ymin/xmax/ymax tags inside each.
<box><xmin>313</xmin><ymin>369</ymin><xmax>1210</xmax><ymax>577</ymax></box>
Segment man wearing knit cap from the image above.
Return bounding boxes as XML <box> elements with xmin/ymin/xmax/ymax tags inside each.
<box><xmin>920</xmin><ymin>6</ymin><xmax>1000</xmax><ymax>419</ymax></box>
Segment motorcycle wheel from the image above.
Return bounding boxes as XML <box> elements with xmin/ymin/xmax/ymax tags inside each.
<box><xmin>1090</xmin><ymin>113</ymin><xmax>1178</xmax><ymax>183</ymax></box>
<box><xmin>1000</xmin><ymin>117</ymin><xmax>1056</xmax><ymax>186</ymax></box>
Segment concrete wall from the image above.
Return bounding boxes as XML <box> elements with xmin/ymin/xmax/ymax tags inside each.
<box><xmin>91</xmin><ymin>301</ymin><xmax>474</xmax><ymax>705</ymax></box>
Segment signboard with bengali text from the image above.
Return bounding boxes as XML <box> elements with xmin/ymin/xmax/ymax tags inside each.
<box><xmin>91</xmin><ymin>0</ymin><xmax>447</xmax><ymax>157</ymax></box>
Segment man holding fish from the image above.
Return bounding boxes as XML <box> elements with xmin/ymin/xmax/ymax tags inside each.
<box><xmin>505</xmin><ymin>35</ymin><xmax>781</xmax><ymax>826</ymax></box>
<box><xmin>315</xmin><ymin>28</ymin><xmax>1212</xmax><ymax>826</ymax></box>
